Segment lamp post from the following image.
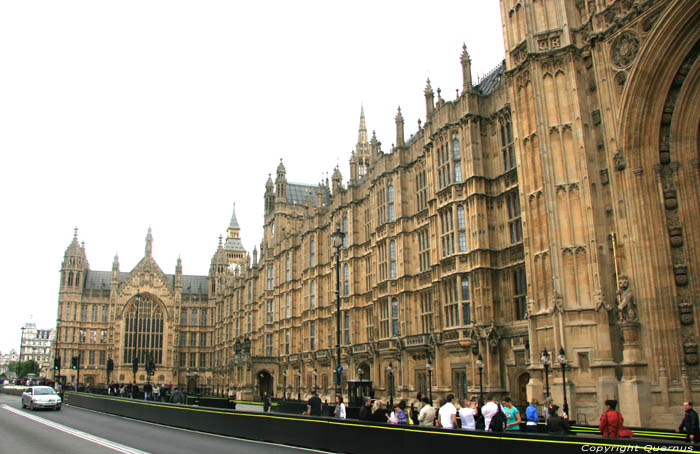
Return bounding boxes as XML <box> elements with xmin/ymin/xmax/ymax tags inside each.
<box><xmin>541</xmin><ymin>348</ymin><xmax>551</xmax><ymax>397</ymax></box>
<box><xmin>283</xmin><ymin>370</ymin><xmax>287</xmax><ymax>400</ymax></box>
<box><xmin>426</xmin><ymin>359</ymin><xmax>433</xmax><ymax>406</ymax></box>
<box><xmin>132</xmin><ymin>290</ymin><xmax>141</xmax><ymax>390</ymax></box>
<box><xmin>557</xmin><ymin>347</ymin><xmax>569</xmax><ymax>417</ymax></box>
<box><xmin>296</xmin><ymin>371</ymin><xmax>301</xmax><ymax>401</ymax></box>
<box><xmin>476</xmin><ymin>353</ymin><xmax>484</xmax><ymax>402</ymax></box>
<box><xmin>313</xmin><ymin>368</ymin><xmax>318</xmax><ymax>394</ymax></box>
<box><xmin>386</xmin><ymin>362</ymin><xmax>394</xmax><ymax>409</ymax></box>
<box><xmin>331</xmin><ymin>224</ymin><xmax>345</xmax><ymax>397</ymax></box>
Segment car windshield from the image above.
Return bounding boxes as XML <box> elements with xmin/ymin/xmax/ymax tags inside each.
<box><xmin>33</xmin><ymin>388</ymin><xmax>56</xmax><ymax>395</ymax></box>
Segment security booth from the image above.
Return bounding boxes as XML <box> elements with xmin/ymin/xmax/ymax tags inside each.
<box><xmin>347</xmin><ymin>379</ymin><xmax>373</xmax><ymax>407</ymax></box>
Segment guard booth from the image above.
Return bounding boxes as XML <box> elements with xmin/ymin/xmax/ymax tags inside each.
<box><xmin>347</xmin><ymin>380</ymin><xmax>373</xmax><ymax>407</ymax></box>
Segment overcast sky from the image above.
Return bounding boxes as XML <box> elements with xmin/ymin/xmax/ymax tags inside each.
<box><xmin>0</xmin><ymin>1</ymin><xmax>504</xmax><ymax>354</ymax></box>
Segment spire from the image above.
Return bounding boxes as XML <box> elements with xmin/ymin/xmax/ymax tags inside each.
<box><xmin>424</xmin><ymin>78</ymin><xmax>435</xmax><ymax>116</ymax></box>
<box><xmin>461</xmin><ymin>43</ymin><xmax>473</xmax><ymax>91</ymax></box>
<box><xmin>395</xmin><ymin>106</ymin><xmax>405</xmax><ymax>147</ymax></box>
<box><xmin>358</xmin><ymin>105</ymin><xmax>368</xmax><ymax>145</ymax></box>
<box><xmin>145</xmin><ymin>227</ymin><xmax>153</xmax><ymax>257</ymax></box>
<box><xmin>112</xmin><ymin>253</ymin><xmax>119</xmax><ymax>271</ymax></box>
<box><xmin>229</xmin><ymin>203</ymin><xmax>240</xmax><ymax>229</ymax></box>
<box><xmin>218</xmin><ymin>235</ymin><xmax>223</xmax><ymax>249</ymax></box>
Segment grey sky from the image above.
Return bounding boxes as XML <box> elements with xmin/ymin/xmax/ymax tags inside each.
<box><xmin>0</xmin><ymin>1</ymin><xmax>505</xmax><ymax>354</ymax></box>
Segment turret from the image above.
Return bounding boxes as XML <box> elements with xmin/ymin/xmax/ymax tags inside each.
<box><xmin>276</xmin><ymin>159</ymin><xmax>287</xmax><ymax>200</ymax></box>
<box><xmin>395</xmin><ymin>106</ymin><xmax>405</xmax><ymax>147</ymax></box>
<box><xmin>424</xmin><ymin>78</ymin><xmax>435</xmax><ymax>117</ymax></box>
<box><xmin>111</xmin><ymin>253</ymin><xmax>120</xmax><ymax>282</ymax></box>
<box><xmin>265</xmin><ymin>174</ymin><xmax>275</xmax><ymax>215</ymax></box>
<box><xmin>350</xmin><ymin>107</ymin><xmax>372</xmax><ymax>183</ymax></box>
<box><xmin>223</xmin><ymin>202</ymin><xmax>247</xmax><ymax>269</ymax></box>
<box><xmin>332</xmin><ymin>166</ymin><xmax>343</xmax><ymax>195</ymax></box>
<box><xmin>60</xmin><ymin>227</ymin><xmax>89</xmax><ymax>292</ymax></box>
<box><xmin>145</xmin><ymin>227</ymin><xmax>153</xmax><ymax>257</ymax></box>
<box><xmin>461</xmin><ymin>43</ymin><xmax>473</xmax><ymax>92</ymax></box>
<box><xmin>175</xmin><ymin>255</ymin><xmax>182</xmax><ymax>289</ymax></box>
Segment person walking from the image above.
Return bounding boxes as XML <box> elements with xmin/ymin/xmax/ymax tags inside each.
<box><xmin>502</xmin><ymin>397</ymin><xmax>521</xmax><ymax>431</ymax></box>
<box><xmin>358</xmin><ymin>397</ymin><xmax>372</xmax><ymax>420</ymax></box>
<box><xmin>170</xmin><ymin>387</ymin><xmax>185</xmax><ymax>404</ymax></box>
<box><xmin>418</xmin><ymin>397</ymin><xmax>436</xmax><ymax>426</ymax></box>
<box><xmin>525</xmin><ymin>399</ymin><xmax>539</xmax><ymax>432</ymax></box>
<box><xmin>599</xmin><ymin>399</ymin><xmax>632</xmax><ymax>438</ymax></box>
<box><xmin>263</xmin><ymin>391</ymin><xmax>271</xmax><ymax>412</ymax></box>
<box><xmin>546</xmin><ymin>405</ymin><xmax>571</xmax><ymax>435</ymax></box>
<box><xmin>371</xmin><ymin>399</ymin><xmax>389</xmax><ymax>423</ymax></box>
<box><xmin>677</xmin><ymin>401</ymin><xmax>700</xmax><ymax>443</ymax></box>
<box><xmin>334</xmin><ymin>395</ymin><xmax>346</xmax><ymax>419</ymax></box>
<box><xmin>482</xmin><ymin>394</ymin><xmax>500</xmax><ymax>431</ymax></box>
<box><xmin>395</xmin><ymin>400</ymin><xmax>410</xmax><ymax>424</ymax></box>
<box><xmin>306</xmin><ymin>390</ymin><xmax>322</xmax><ymax>416</ymax></box>
<box><xmin>437</xmin><ymin>394</ymin><xmax>458</xmax><ymax>429</ymax></box>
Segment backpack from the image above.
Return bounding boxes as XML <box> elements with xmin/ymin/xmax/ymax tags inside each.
<box><xmin>489</xmin><ymin>406</ymin><xmax>507</xmax><ymax>432</ymax></box>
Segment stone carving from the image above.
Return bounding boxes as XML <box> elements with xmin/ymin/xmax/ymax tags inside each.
<box><xmin>485</xmin><ymin>320</ymin><xmax>500</xmax><ymax>354</ymax></box>
<box><xmin>595</xmin><ymin>289</ymin><xmax>613</xmax><ymax>312</ymax></box>
<box><xmin>669</xmin><ymin>226</ymin><xmax>684</xmax><ymax>248</ymax></box>
<box><xmin>611</xmin><ymin>31</ymin><xmax>640</xmax><ymax>69</ymax></box>
<box><xmin>615</xmin><ymin>71</ymin><xmax>627</xmax><ymax>86</ymax></box>
<box><xmin>550</xmin><ymin>290</ymin><xmax>564</xmax><ymax>314</ymax></box>
<box><xmin>683</xmin><ymin>335</ymin><xmax>698</xmax><ymax>365</ymax></box>
<box><xmin>613</xmin><ymin>150</ymin><xmax>626</xmax><ymax>171</ymax></box>
<box><xmin>675</xmin><ymin>265</ymin><xmax>689</xmax><ymax>287</ymax></box>
<box><xmin>617</xmin><ymin>275</ymin><xmax>638</xmax><ymax>322</ymax></box>
<box><xmin>678</xmin><ymin>296</ymin><xmax>694</xmax><ymax>326</ymax></box>
<box><xmin>663</xmin><ymin>188</ymin><xmax>678</xmax><ymax>210</ymax></box>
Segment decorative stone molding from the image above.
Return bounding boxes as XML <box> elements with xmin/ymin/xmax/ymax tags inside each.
<box><xmin>613</xmin><ymin>150</ymin><xmax>626</xmax><ymax>171</ymax></box>
<box><xmin>678</xmin><ymin>296</ymin><xmax>694</xmax><ymax>326</ymax></box>
<box><xmin>683</xmin><ymin>335</ymin><xmax>698</xmax><ymax>365</ymax></box>
<box><xmin>611</xmin><ymin>31</ymin><xmax>640</xmax><ymax>69</ymax></box>
<box><xmin>594</xmin><ymin>288</ymin><xmax>614</xmax><ymax>312</ymax></box>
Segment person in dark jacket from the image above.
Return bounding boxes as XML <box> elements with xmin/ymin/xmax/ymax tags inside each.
<box><xmin>170</xmin><ymin>387</ymin><xmax>185</xmax><ymax>404</ymax></box>
<box><xmin>358</xmin><ymin>397</ymin><xmax>372</xmax><ymax>420</ymax></box>
<box><xmin>546</xmin><ymin>405</ymin><xmax>570</xmax><ymax>435</ymax></box>
<box><xmin>677</xmin><ymin>401</ymin><xmax>700</xmax><ymax>442</ymax></box>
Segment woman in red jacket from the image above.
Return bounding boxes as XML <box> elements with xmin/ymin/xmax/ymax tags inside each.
<box><xmin>599</xmin><ymin>399</ymin><xmax>622</xmax><ymax>438</ymax></box>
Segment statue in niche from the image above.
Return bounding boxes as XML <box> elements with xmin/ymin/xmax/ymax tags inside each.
<box><xmin>617</xmin><ymin>275</ymin><xmax>638</xmax><ymax>322</ymax></box>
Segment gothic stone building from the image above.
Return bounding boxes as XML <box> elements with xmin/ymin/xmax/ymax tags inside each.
<box><xmin>55</xmin><ymin>0</ymin><xmax>700</xmax><ymax>428</ymax></box>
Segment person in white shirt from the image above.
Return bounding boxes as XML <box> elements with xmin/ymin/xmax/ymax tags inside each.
<box><xmin>334</xmin><ymin>395</ymin><xmax>346</xmax><ymax>418</ymax></box>
<box><xmin>459</xmin><ymin>398</ymin><xmax>479</xmax><ymax>430</ymax></box>
<box><xmin>481</xmin><ymin>394</ymin><xmax>500</xmax><ymax>431</ymax></box>
<box><xmin>437</xmin><ymin>394</ymin><xmax>458</xmax><ymax>429</ymax></box>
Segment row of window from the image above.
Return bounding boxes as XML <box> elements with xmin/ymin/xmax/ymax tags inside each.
<box><xmin>180</xmin><ymin>308</ymin><xmax>209</xmax><ymax>326</ymax></box>
<box><xmin>63</xmin><ymin>303</ymin><xmax>108</xmax><ymax>323</ymax></box>
<box><xmin>60</xmin><ymin>349</ymin><xmax>106</xmax><ymax>367</ymax></box>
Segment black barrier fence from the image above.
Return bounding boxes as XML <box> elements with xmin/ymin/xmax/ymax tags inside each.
<box><xmin>62</xmin><ymin>392</ymin><xmax>696</xmax><ymax>454</ymax></box>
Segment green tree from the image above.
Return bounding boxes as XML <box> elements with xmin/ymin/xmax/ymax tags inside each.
<box><xmin>9</xmin><ymin>360</ymin><xmax>40</xmax><ymax>378</ymax></box>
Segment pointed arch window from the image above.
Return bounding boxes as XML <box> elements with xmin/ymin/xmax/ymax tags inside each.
<box><xmin>123</xmin><ymin>293</ymin><xmax>164</xmax><ymax>365</ymax></box>
<box><xmin>452</xmin><ymin>133</ymin><xmax>462</xmax><ymax>183</ymax></box>
<box><xmin>68</xmin><ymin>271</ymin><xmax>74</xmax><ymax>287</ymax></box>
<box><xmin>387</xmin><ymin>181</ymin><xmax>395</xmax><ymax>221</ymax></box>
<box><xmin>342</xmin><ymin>213</ymin><xmax>349</xmax><ymax>247</ymax></box>
<box><xmin>389</xmin><ymin>240</ymin><xmax>396</xmax><ymax>279</ymax></box>
<box><xmin>343</xmin><ymin>263</ymin><xmax>349</xmax><ymax>296</ymax></box>
<box><xmin>75</xmin><ymin>272</ymin><xmax>80</xmax><ymax>288</ymax></box>
<box><xmin>310</xmin><ymin>235</ymin><xmax>316</xmax><ymax>267</ymax></box>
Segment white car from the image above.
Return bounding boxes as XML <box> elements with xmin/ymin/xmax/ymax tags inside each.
<box><xmin>22</xmin><ymin>386</ymin><xmax>62</xmax><ymax>411</ymax></box>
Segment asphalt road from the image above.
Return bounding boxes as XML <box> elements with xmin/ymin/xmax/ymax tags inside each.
<box><xmin>0</xmin><ymin>394</ymin><xmax>327</xmax><ymax>454</ymax></box>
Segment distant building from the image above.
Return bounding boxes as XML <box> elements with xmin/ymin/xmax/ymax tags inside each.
<box><xmin>0</xmin><ymin>349</ymin><xmax>19</xmax><ymax>376</ymax></box>
<box><xmin>19</xmin><ymin>323</ymin><xmax>55</xmax><ymax>377</ymax></box>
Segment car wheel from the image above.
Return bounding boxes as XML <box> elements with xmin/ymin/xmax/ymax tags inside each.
<box><xmin>21</xmin><ymin>400</ymin><xmax>25</xmax><ymax>409</ymax></box>
<box><xmin>55</xmin><ymin>406</ymin><xmax>61</xmax><ymax>411</ymax></box>
<box><xmin>29</xmin><ymin>402</ymin><xmax>34</xmax><ymax>411</ymax></box>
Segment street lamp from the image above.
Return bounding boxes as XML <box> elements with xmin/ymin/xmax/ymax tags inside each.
<box><xmin>426</xmin><ymin>359</ymin><xmax>433</xmax><ymax>406</ymax></box>
<box><xmin>296</xmin><ymin>371</ymin><xmax>301</xmax><ymax>401</ymax></box>
<box><xmin>386</xmin><ymin>362</ymin><xmax>394</xmax><ymax>409</ymax></box>
<box><xmin>313</xmin><ymin>368</ymin><xmax>318</xmax><ymax>394</ymax></box>
<box><xmin>476</xmin><ymin>353</ymin><xmax>484</xmax><ymax>402</ymax></box>
<box><xmin>132</xmin><ymin>290</ymin><xmax>141</xmax><ymax>391</ymax></box>
<box><xmin>541</xmin><ymin>348</ymin><xmax>551</xmax><ymax>397</ymax></box>
<box><xmin>331</xmin><ymin>223</ymin><xmax>346</xmax><ymax>397</ymax></box>
<box><xmin>282</xmin><ymin>370</ymin><xmax>287</xmax><ymax>400</ymax></box>
<box><xmin>557</xmin><ymin>347</ymin><xmax>569</xmax><ymax>417</ymax></box>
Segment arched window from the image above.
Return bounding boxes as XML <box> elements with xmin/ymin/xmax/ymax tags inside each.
<box><xmin>389</xmin><ymin>240</ymin><xmax>396</xmax><ymax>279</ymax></box>
<box><xmin>68</xmin><ymin>271</ymin><xmax>74</xmax><ymax>287</ymax></box>
<box><xmin>343</xmin><ymin>213</ymin><xmax>349</xmax><ymax>247</ymax></box>
<box><xmin>391</xmin><ymin>298</ymin><xmax>399</xmax><ymax>337</ymax></box>
<box><xmin>310</xmin><ymin>236</ymin><xmax>316</xmax><ymax>267</ymax></box>
<box><xmin>452</xmin><ymin>134</ymin><xmax>462</xmax><ymax>183</ymax></box>
<box><xmin>343</xmin><ymin>263</ymin><xmax>349</xmax><ymax>296</ymax></box>
<box><xmin>123</xmin><ymin>293</ymin><xmax>164</xmax><ymax>365</ymax></box>
<box><xmin>310</xmin><ymin>279</ymin><xmax>316</xmax><ymax>309</ymax></box>
<box><xmin>75</xmin><ymin>272</ymin><xmax>80</xmax><ymax>288</ymax></box>
<box><xmin>387</xmin><ymin>181</ymin><xmax>395</xmax><ymax>221</ymax></box>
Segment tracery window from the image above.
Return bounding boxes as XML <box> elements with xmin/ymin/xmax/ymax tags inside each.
<box><xmin>123</xmin><ymin>293</ymin><xmax>164</xmax><ymax>364</ymax></box>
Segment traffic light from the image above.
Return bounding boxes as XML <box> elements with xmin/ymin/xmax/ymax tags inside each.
<box><xmin>107</xmin><ymin>358</ymin><xmax>114</xmax><ymax>372</ymax></box>
<box><xmin>71</xmin><ymin>356</ymin><xmax>78</xmax><ymax>370</ymax></box>
<box><xmin>54</xmin><ymin>357</ymin><xmax>60</xmax><ymax>370</ymax></box>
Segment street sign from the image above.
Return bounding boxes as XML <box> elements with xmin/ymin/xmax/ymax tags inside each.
<box><xmin>148</xmin><ymin>370</ymin><xmax>155</xmax><ymax>376</ymax></box>
<box><xmin>336</xmin><ymin>365</ymin><xmax>343</xmax><ymax>374</ymax></box>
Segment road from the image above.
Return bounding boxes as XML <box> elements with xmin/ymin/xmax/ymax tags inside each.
<box><xmin>0</xmin><ymin>394</ymin><xmax>326</xmax><ymax>454</ymax></box>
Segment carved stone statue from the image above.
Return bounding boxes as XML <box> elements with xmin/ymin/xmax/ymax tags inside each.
<box><xmin>617</xmin><ymin>275</ymin><xmax>638</xmax><ymax>321</ymax></box>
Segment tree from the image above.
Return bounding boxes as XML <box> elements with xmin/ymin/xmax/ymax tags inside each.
<box><xmin>9</xmin><ymin>360</ymin><xmax>40</xmax><ymax>379</ymax></box>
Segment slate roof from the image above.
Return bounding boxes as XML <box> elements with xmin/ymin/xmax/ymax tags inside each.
<box><xmin>286</xmin><ymin>183</ymin><xmax>330</xmax><ymax>206</ymax></box>
<box><xmin>474</xmin><ymin>61</ymin><xmax>505</xmax><ymax>96</ymax></box>
<box><xmin>83</xmin><ymin>270</ymin><xmax>209</xmax><ymax>295</ymax></box>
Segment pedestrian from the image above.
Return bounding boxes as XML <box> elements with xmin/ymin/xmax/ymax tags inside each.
<box><xmin>502</xmin><ymin>397</ymin><xmax>521</xmax><ymax>431</ymax></box>
<box><xmin>306</xmin><ymin>390</ymin><xmax>322</xmax><ymax>416</ymax></box>
<box><xmin>412</xmin><ymin>392</ymin><xmax>423</xmax><ymax>423</ymax></box>
<box><xmin>334</xmin><ymin>395</ymin><xmax>346</xmax><ymax>419</ymax></box>
<box><xmin>418</xmin><ymin>397</ymin><xmax>436</xmax><ymax>426</ymax></box>
<box><xmin>458</xmin><ymin>397</ymin><xmax>478</xmax><ymax>430</ymax></box>
<box><xmin>371</xmin><ymin>399</ymin><xmax>389</xmax><ymax>422</ymax></box>
<box><xmin>525</xmin><ymin>398</ymin><xmax>539</xmax><ymax>432</ymax></box>
<box><xmin>358</xmin><ymin>397</ymin><xmax>372</xmax><ymax>420</ymax></box>
<box><xmin>437</xmin><ymin>394</ymin><xmax>458</xmax><ymax>429</ymax></box>
<box><xmin>482</xmin><ymin>394</ymin><xmax>500</xmax><ymax>431</ymax></box>
<box><xmin>396</xmin><ymin>400</ymin><xmax>410</xmax><ymax>424</ymax></box>
<box><xmin>132</xmin><ymin>383</ymin><xmax>139</xmax><ymax>399</ymax></box>
<box><xmin>143</xmin><ymin>382</ymin><xmax>152</xmax><ymax>400</ymax></box>
<box><xmin>153</xmin><ymin>384</ymin><xmax>160</xmax><ymax>402</ymax></box>
<box><xmin>263</xmin><ymin>391</ymin><xmax>271</xmax><ymax>412</ymax></box>
<box><xmin>546</xmin><ymin>404</ymin><xmax>571</xmax><ymax>434</ymax></box>
<box><xmin>170</xmin><ymin>387</ymin><xmax>185</xmax><ymax>404</ymax></box>
<box><xmin>677</xmin><ymin>401</ymin><xmax>700</xmax><ymax>442</ymax></box>
<box><xmin>599</xmin><ymin>399</ymin><xmax>633</xmax><ymax>438</ymax></box>
<box><xmin>475</xmin><ymin>397</ymin><xmax>486</xmax><ymax>430</ymax></box>
<box><xmin>543</xmin><ymin>396</ymin><xmax>553</xmax><ymax>421</ymax></box>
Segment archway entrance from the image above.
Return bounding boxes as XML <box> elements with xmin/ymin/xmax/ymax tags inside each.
<box><xmin>257</xmin><ymin>370</ymin><xmax>273</xmax><ymax>399</ymax></box>
<box><xmin>517</xmin><ymin>372</ymin><xmax>530</xmax><ymax>409</ymax></box>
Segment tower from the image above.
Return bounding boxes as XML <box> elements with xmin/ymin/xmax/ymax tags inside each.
<box><xmin>276</xmin><ymin>159</ymin><xmax>287</xmax><ymax>200</ymax></box>
<box><xmin>350</xmin><ymin>107</ymin><xmax>372</xmax><ymax>183</ymax></box>
<box><xmin>223</xmin><ymin>203</ymin><xmax>247</xmax><ymax>269</ymax></box>
<box><xmin>60</xmin><ymin>227</ymin><xmax>89</xmax><ymax>294</ymax></box>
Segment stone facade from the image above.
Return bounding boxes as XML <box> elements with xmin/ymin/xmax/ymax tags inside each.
<box><xmin>19</xmin><ymin>322</ymin><xmax>56</xmax><ymax>379</ymax></box>
<box><xmin>54</xmin><ymin>0</ymin><xmax>700</xmax><ymax>428</ymax></box>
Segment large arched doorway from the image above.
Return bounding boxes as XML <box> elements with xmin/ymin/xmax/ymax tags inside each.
<box><xmin>516</xmin><ymin>372</ymin><xmax>530</xmax><ymax>410</ymax></box>
<box><xmin>257</xmin><ymin>370</ymin><xmax>273</xmax><ymax>399</ymax></box>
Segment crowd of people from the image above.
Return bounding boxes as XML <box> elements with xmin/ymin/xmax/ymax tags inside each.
<box><xmin>304</xmin><ymin>391</ymin><xmax>700</xmax><ymax>442</ymax></box>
